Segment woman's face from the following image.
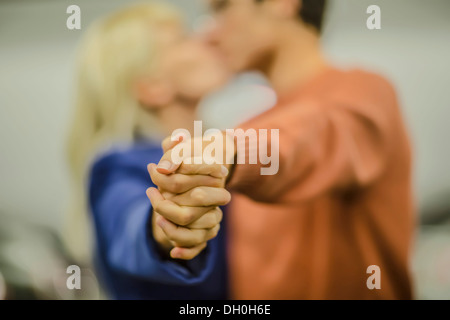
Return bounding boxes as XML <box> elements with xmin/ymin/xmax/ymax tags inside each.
<box><xmin>162</xmin><ymin>37</ymin><xmax>231</xmax><ymax>102</ymax></box>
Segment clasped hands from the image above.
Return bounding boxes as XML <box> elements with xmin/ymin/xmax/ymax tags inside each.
<box><xmin>147</xmin><ymin>134</ymin><xmax>234</xmax><ymax>260</ymax></box>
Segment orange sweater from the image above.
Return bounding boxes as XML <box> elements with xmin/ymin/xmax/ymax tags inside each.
<box><xmin>227</xmin><ymin>67</ymin><xmax>416</xmax><ymax>299</ymax></box>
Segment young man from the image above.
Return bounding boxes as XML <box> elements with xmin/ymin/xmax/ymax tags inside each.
<box><xmin>149</xmin><ymin>0</ymin><xmax>415</xmax><ymax>299</ymax></box>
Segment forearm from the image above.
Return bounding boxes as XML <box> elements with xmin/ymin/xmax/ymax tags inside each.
<box><xmin>226</xmin><ymin>103</ymin><xmax>388</xmax><ymax>203</ymax></box>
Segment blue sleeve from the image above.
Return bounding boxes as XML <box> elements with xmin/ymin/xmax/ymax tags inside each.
<box><xmin>88</xmin><ymin>150</ymin><xmax>219</xmax><ymax>286</ymax></box>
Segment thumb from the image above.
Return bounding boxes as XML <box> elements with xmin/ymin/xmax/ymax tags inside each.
<box><xmin>157</xmin><ymin>134</ymin><xmax>187</xmax><ymax>175</ymax></box>
<box><xmin>156</xmin><ymin>149</ymin><xmax>182</xmax><ymax>175</ymax></box>
<box><xmin>162</xmin><ymin>133</ymin><xmax>186</xmax><ymax>153</ymax></box>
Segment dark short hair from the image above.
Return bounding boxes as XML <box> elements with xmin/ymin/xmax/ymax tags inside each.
<box><xmin>298</xmin><ymin>0</ymin><xmax>327</xmax><ymax>33</ymax></box>
<box><xmin>256</xmin><ymin>0</ymin><xmax>327</xmax><ymax>33</ymax></box>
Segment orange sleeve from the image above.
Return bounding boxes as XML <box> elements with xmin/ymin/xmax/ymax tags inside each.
<box><xmin>227</xmin><ymin>72</ymin><xmax>398</xmax><ymax>203</ymax></box>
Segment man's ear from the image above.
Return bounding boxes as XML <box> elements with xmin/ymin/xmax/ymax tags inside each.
<box><xmin>134</xmin><ymin>78</ymin><xmax>175</xmax><ymax>110</ymax></box>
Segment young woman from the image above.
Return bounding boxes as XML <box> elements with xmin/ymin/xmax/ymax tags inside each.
<box><xmin>66</xmin><ymin>3</ymin><xmax>230</xmax><ymax>299</ymax></box>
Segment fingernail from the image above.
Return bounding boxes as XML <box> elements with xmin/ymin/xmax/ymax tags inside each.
<box><xmin>157</xmin><ymin>160</ymin><xmax>172</xmax><ymax>171</ymax></box>
<box><xmin>177</xmin><ymin>134</ymin><xmax>185</xmax><ymax>142</ymax></box>
<box><xmin>221</xmin><ymin>165</ymin><xmax>229</xmax><ymax>177</ymax></box>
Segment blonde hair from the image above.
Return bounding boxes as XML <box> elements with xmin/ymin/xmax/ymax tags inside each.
<box><xmin>65</xmin><ymin>2</ymin><xmax>182</xmax><ymax>262</ymax></box>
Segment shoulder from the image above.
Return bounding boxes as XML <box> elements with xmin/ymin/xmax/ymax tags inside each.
<box><xmin>333</xmin><ymin>68</ymin><xmax>397</xmax><ymax>101</ymax></box>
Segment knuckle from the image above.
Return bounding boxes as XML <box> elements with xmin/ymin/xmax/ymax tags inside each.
<box><xmin>214</xmin><ymin>224</ymin><xmax>221</xmax><ymax>236</ymax></box>
<box><xmin>169</xmin><ymin>240</ymin><xmax>177</xmax><ymax>247</ymax></box>
<box><xmin>215</xmin><ymin>208</ymin><xmax>223</xmax><ymax>223</ymax></box>
<box><xmin>178</xmin><ymin>210</ymin><xmax>194</xmax><ymax>226</ymax></box>
<box><xmin>191</xmin><ymin>188</ymin><xmax>206</xmax><ymax>204</ymax></box>
<box><xmin>163</xmin><ymin>227</ymin><xmax>175</xmax><ymax>240</ymax></box>
<box><xmin>162</xmin><ymin>192</ymin><xmax>174</xmax><ymax>200</ymax></box>
<box><xmin>195</xmin><ymin>230</ymin><xmax>207</xmax><ymax>244</ymax></box>
<box><xmin>152</xmin><ymin>201</ymin><xmax>161</xmax><ymax>213</ymax></box>
<box><xmin>172</xmin><ymin>241</ymin><xmax>183</xmax><ymax>248</ymax></box>
<box><xmin>223</xmin><ymin>190</ymin><xmax>232</xmax><ymax>204</ymax></box>
<box><xmin>205</xmin><ymin>213</ymin><xmax>216</xmax><ymax>228</ymax></box>
<box><xmin>213</xmin><ymin>164</ymin><xmax>222</xmax><ymax>175</ymax></box>
<box><xmin>217</xmin><ymin>189</ymin><xmax>231</xmax><ymax>205</ymax></box>
<box><xmin>156</xmin><ymin>199</ymin><xmax>170</xmax><ymax>214</ymax></box>
<box><xmin>209</xmin><ymin>225</ymin><xmax>220</xmax><ymax>240</ymax></box>
<box><xmin>171</xmin><ymin>175</ymin><xmax>184</xmax><ymax>193</ymax></box>
<box><xmin>169</xmin><ymin>231</ymin><xmax>184</xmax><ymax>244</ymax></box>
<box><xmin>213</xmin><ymin>178</ymin><xmax>224</xmax><ymax>188</ymax></box>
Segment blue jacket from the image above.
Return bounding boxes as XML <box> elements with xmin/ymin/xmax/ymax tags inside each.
<box><xmin>88</xmin><ymin>142</ymin><xmax>228</xmax><ymax>299</ymax></box>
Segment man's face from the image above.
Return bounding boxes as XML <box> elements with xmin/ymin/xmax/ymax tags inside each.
<box><xmin>206</xmin><ymin>0</ymin><xmax>278</xmax><ymax>72</ymax></box>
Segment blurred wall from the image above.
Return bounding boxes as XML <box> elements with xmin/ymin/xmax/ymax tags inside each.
<box><xmin>0</xmin><ymin>0</ymin><xmax>206</xmax><ymax>230</ymax></box>
<box><xmin>0</xmin><ymin>0</ymin><xmax>450</xmax><ymax>233</ymax></box>
<box><xmin>323</xmin><ymin>0</ymin><xmax>450</xmax><ymax>217</ymax></box>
